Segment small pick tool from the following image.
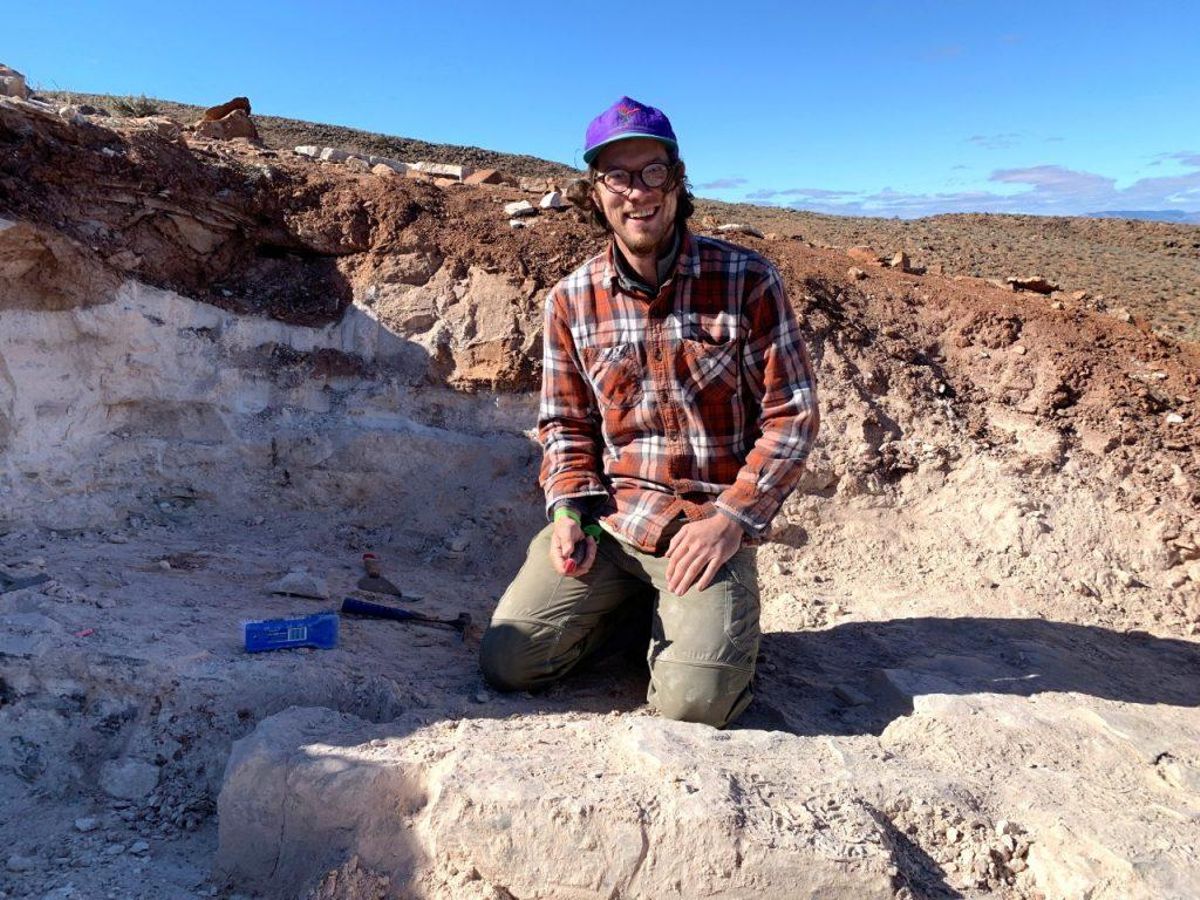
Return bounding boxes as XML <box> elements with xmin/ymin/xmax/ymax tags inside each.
<box><xmin>357</xmin><ymin>552</ymin><xmax>406</xmax><ymax>599</ymax></box>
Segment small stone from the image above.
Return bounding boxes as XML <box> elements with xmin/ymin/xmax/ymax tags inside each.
<box><xmin>464</xmin><ymin>168</ymin><xmax>505</xmax><ymax>185</ymax></box>
<box><xmin>519</xmin><ymin>177</ymin><xmax>555</xmax><ymax>193</ymax></box>
<box><xmin>1013</xmin><ymin>345</ymin><xmax>1027</xmax><ymax>355</ymax></box>
<box><xmin>265</xmin><ymin>569</ymin><xmax>328</xmax><ymax>600</ymax></box>
<box><xmin>995</xmin><ymin>819</ymin><xmax>1020</xmax><ymax>836</ymax></box>
<box><xmin>0</xmin><ymin>64</ymin><xmax>30</xmax><ymax>100</ymax></box>
<box><xmin>344</xmin><ymin>157</ymin><xmax>372</xmax><ymax>173</ymax></box>
<box><xmin>847</xmin><ymin>266</ymin><xmax>868</xmax><ymax>280</ymax></box>
<box><xmin>509</xmin><ymin>218</ymin><xmax>535</xmax><ymax>229</ymax></box>
<box><xmin>474</xmin><ymin>691</ymin><xmax>489</xmax><ymax>704</ymax></box>
<box><xmin>103</xmin><ymin>843</ymin><xmax>125</xmax><ymax>856</ymax></box>
<box><xmin>833</xmin><ymin>684</ymin><xmax>872</xmax><ymax>707</ymax></box>
<box><xmin>128</xmin><ymin>841</ymin><xmax>150</xmax><ymax>855</ymax></box>
<box><xmin>505</xmin><ymin>200</ymin><xmax>537</xmax><ymax>218</ymax></box>
<box><xmin>74</xmin><ymin>817</ymin><xmax>99</xmax><ymax>833</ymax></box>
<box><xmin>319</xmin><ymin>147</ymin><xmax>349</xmax><ymax>163</ymax></box>
<box><xmin>193</xmin><ymin>109</ymin><xmax>259</xmax><ymax>142</ymax></box>
<box><xmin>1006</xmin><ymin>276</ymin><xmax>1058</xmax><ymax>294</ymax></box>
<box><xmin>6</xmin><ymin>854</ymin><xmax>36</xmax><ymax>872</ymax></box>
<box><xmin>1114</xmin><ymin>569</ymin><xmax>1143</xmax><ymax>588</ymax></box>
<box><xmin>294</xmin><ymin>145</ymin><xmax>320</xmax><ymax>158</ymax></box>
<box><xmin>888</xmin><ymin>251</ymin><xmax>911</xmax><ymax>271</ymax></box>
<box><xmin>539</xmin><ymin>191</ymin><xmax>566</xmax><ymax>210</ymax></box>
<box><xmin>412</xmin><ymin>161</ymin><xmax>471</xmax><ymax>180</ymax></box>
<box><xmin>99</xmin><ymin>759</ymin><xmax>160</xmax><ymax>801</ymax></box>
<box><xmin>716</xmin><ymin>223</ymin><xmax>765</xmax><ymax>238</ymax></box>
<box><xmin>1166</xmin><ymin>412</ymin><xmax>1184</xmax><ymax>424</ymax></box>
<box><xmin>847</xmin><ymin>246</ymin><xmax>881</xmax><ymax>267</ymax></box>
<box><xmin>367</xmin><ymin>156</ymin><xmax>408</xmax><ymax>174</ymax></box>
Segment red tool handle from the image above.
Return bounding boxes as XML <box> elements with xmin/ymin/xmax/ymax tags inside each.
<box><xmin>563</xmin><ymin>539</ymin><xmax>588</xmax><ymax>575</ymax></box>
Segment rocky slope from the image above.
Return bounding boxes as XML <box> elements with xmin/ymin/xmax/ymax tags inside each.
<box><xmin>1</xmin><ymin>86</ymin><xmax>1199</xmax><ymax>899</ymax></box>
<box><xmin>40</xmin><ymin>90</ymin><xmax>1200</xmax><ymax>344</ymax></box>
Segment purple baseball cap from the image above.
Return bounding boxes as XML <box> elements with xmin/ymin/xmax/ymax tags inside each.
<box><xmin>583</xmin><ymin>96</ymin><xmax>678</xmax><ymax>166</ymax></box>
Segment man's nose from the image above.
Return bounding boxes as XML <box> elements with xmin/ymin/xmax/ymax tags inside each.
<box><xmin>627</xmin><ymin>178</ymin><xmax>655</xmax><ymax>199</ymax></box>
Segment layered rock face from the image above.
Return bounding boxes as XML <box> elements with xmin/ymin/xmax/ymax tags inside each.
<box><xmin>0</xmin><ymin>215</ymin><xmax>539</xmax><ymax>531</ymax></box>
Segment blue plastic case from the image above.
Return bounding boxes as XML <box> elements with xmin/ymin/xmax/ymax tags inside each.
<box><xmin>243</xmin><ymin>612</ymin><xmax>339</xmax><ymax>653</ymax></box>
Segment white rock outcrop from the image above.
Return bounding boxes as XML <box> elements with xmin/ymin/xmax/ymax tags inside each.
<box><xmin>216</xmin><ymin>707</ymin><xmax>897</xmax><ymax>898</ymax></box>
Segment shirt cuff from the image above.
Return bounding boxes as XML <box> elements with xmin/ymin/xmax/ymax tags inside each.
<box><xmin>545</xmin><ymin>492</ymin><xmax>608</xmax><ymax>522</ymax></box>
<box><xmin>713</xmin><ymin>482</ymin><xmax>783</xmax><ymax>538</ymax></box>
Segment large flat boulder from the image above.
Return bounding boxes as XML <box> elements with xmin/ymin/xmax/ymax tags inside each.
<box><xmin>216</xmin><ymin>707</ymin><xmax>897</xmax><ymax>898</ymax></box>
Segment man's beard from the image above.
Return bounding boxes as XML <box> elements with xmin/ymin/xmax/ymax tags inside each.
<box><xmin>621</xmin><ymin>221</ymin><xmax>672</xmax><ymax>256</ymax></box>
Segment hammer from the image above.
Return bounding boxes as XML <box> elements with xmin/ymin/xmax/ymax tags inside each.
<box><xmin>341</xmin><ymin>596</ymin><xmax>472</xmax><ymax>641</ymax></box>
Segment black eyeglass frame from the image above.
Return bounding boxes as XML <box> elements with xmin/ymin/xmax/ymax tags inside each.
<box><xmin>592</xmin><ymin>161</ymin><xmax>680</xmax><ymax>196</ymax></box>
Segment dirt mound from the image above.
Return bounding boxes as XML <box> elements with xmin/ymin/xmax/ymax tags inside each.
<box><xmin>2</xmin><ymin>93</ymin><xmax>1199</xmax><ymax>899</ymax></box>
<box><xmin>40</xmin><ymin>90</ymin><xmax>581</xmax><ymax>181</ymax></box>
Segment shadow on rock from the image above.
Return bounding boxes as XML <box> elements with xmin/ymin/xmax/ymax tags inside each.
<box><xmin>740</xmin><ymin>616</ymin><xmax>1200</xmax><ymax>736</ymax></box>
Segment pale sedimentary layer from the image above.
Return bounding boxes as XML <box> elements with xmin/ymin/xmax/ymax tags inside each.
<box><xmin>0</xmin><ymin>219</ymin><xmax>538</xmax><ymax>531</ymax></box>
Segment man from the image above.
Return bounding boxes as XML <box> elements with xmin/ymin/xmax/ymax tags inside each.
<box><xmin>479</xmin><ymin>97</ymin><xmax>819</xmax><ymax>728</ymax></box>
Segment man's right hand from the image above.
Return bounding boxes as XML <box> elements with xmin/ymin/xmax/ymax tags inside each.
<box><xmin>550</xmin><ymin>516</ymin><xmax>597</xmax><ymax>577</ymax></box>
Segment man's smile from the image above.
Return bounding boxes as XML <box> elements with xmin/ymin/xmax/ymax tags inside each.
<box><xmin>626</xmin><ymin>206</ymin><xmax>660</xmax><ymax>222</ymax></box>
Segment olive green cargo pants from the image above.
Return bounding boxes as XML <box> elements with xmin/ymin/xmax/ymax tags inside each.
<box><xmin>479</xmin><ymin>522</ymin><xmax>761</xmax><ymax>728</ymax></box>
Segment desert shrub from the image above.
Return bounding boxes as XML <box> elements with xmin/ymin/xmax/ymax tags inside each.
<box><xmin>112</xmin><ymin>95</ymin><xmax>159</xmax><ymax>117</ymax></box>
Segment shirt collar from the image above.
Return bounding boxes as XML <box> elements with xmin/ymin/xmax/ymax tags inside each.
<box><xmin>604</xmin><ymin>226</ymin><xmax>699</xmax><ymax>294</ymax></box>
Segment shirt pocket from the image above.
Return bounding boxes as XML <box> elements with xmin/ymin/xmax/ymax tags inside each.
<box><xmin>580</xmin><ymin>343</ymin><xmax>644</xmax><ymax>410</ymax></box>
<box><xmin>680</xmin><ymin>332</ymin><xmax>740</xmax><ymax>401</ymax></box>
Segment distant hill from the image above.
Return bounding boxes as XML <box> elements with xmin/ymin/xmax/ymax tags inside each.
<box><xmin>1087</xmin><ymin>210</ymin><xmax>1200</xmax><ymax>224</ymax></box>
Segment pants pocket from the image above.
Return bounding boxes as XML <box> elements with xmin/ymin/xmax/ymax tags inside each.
<box><xmin>723</xmin><ymin>552</ymin><xmax>761</xmax><ymax>658</ymax></box>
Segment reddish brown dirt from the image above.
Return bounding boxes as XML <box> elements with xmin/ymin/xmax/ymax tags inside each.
<box><xmin>37</xmin><ymin>91</ymin><xmax>1200</xmax><ymax>344</ymax></box>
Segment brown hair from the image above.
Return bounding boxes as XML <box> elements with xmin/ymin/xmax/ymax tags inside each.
<box><xmin>565</xmin><ymin>146</ymin><xmax>695</xmax><ymax>233</ymax></box>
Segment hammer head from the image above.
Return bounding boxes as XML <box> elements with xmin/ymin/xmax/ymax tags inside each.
<box><xmin>456</xmin><ymin>613</ymin><xmax>485</xmax><ymax>646</ymax></box>
<box><xmin>451</xmin><ymin>612</ymin><xmax>473</xmax><ymax>641</ymax></box>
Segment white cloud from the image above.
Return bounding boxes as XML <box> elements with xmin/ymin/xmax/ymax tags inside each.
<box><xmin>967</xmin><ymin>133</ymin><xmax>1021</xmax><ymax>150</ymax></box>
<box><xmin>744</xmin><ymin>155</ymin><xmax>1200</xmax><ymax>218</ymax></box>
<box><xmin>699</xmin><ymin>177</ymin><xmax>748</xmax><ymax>190</ymax></box>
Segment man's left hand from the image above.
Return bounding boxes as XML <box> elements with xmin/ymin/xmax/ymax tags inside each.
<box><xmin>665</xmin><ymin>512</ymin><xmax>745</xmax><ymax>595</ymax></box>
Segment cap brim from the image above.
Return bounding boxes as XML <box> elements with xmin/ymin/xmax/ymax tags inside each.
<box><xmin>583</xmin><ymin>133</ymin><xmax>678</xmax><ymax>166</ymax></box>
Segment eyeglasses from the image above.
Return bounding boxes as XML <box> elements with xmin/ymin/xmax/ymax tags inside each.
<box><xmin>593</xmin><ymin>162</ymin><xmax>677</xmax><ymax>195</ymax></box>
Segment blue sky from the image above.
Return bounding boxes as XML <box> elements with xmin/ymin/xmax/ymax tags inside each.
<box><xmin>6</xmin><ymin>1</ymin><xmax>1199</xmax><ymax>218</ymax></box>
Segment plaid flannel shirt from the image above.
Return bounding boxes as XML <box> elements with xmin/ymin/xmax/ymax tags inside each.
<box><xmin>538</xmin><ymin>230</ymin><xmax>819</xmax><ymax>553</ymax></box>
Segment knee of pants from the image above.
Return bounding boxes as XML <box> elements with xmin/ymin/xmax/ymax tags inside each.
<box><xmin>650</xmin><ymin>661</ymin><xmax>753</xmax><ymax>729</ymax></box>
<box><xmin>479</xmin><ymin>620</ymin><xmax>555</xmax><ymax>692</ymax></box>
